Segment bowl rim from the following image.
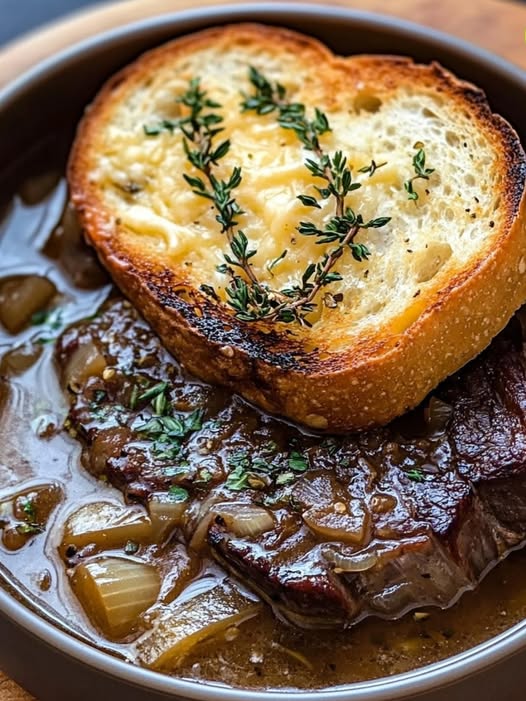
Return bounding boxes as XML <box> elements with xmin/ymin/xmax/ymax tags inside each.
<box><xmin>1</xmin><ymin>3</ymin><xmax>526</xmax><ymax>699</ymax></box>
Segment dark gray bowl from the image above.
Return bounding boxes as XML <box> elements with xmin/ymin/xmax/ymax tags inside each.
<box><xmin>1</xmin><ymin>4</ymin><xmax>526</xmax><ymax>700</ymax></box>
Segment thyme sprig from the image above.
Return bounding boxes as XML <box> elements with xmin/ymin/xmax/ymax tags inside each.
<box><xmin>404</xmin><ymin>146</ymin><xmax>435</xmax><ymax>201</ymax></box>
<box><xmin>169</xmin><ymin>78</ymin><xmax>261</xmax><ymax>292</ymax></box>
<box><xmin>165</xmin><ymin>79</ymin><xmax>293</xmax><ymax>322</ymax></box>
<box><xmin>240</xmin><ymin>68</ymin><xmax>391</xmax><ymax>322</ymax></box>
<box><xmin>152</xmin><ymin>74</ymin><xmax>391</xmax><ymax>325</ymax></box>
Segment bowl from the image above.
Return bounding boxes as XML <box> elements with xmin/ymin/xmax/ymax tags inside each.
<box><xmin>1</xmin><ymin>4</ymin><xmax>526</xmax><ymax>700</ymax></box>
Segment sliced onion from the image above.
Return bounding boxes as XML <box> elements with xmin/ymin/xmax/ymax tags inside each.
<box><xmin>18</xmin><ymin>171</ymin><xmax>60</xmax><ymax>205</ymax></box>
<box><xmin>49</xmin><ymin>203</ymin><xmax>108</xmax><ymax>289</ymax></box>
<box><xmin>63</xmin><ymin>340</ymin><xmax>107</xmax><ymax>391</ymax></box>
<box><xmin>136</xmin><ymin>581</ymin><xmax>260</xmax><ymax>669</ymax></box>
<box><xmin>187</xmin><ymin>494</ymin><xmax>225</xmax><ymax>551</ymax></box>
<box><xmin>188</xmin><ymin>499</ymin><xmax>274</xmax><ymax>550</ymax></box>
<box><xmin>0</xmin><ymin>343</ymin><xmax>43</xmax><ymax>375</ymax></box>
<box><xmin>149</xmin><ymin>492</ymin><xmax>188</xmax><ymax>540</ymax></box>
<box><xmin>213</xmin><ymin>503</ymin><xmax>274</xmax><ymax>538</ymax></box>
<box><xmin>60</xmin><ymin>501</ymin><xmax>152</xmax><ymax>558</ymax></box>
<box><xmin>72</xmin><ymin>556</ymin><xmax>160</xmax><ymax>638</ymax></box>
<box><xmin>0</xmin><ymin>275</ymin><xmax>56</xmax><ymax>333</ymax></box>
<box><xmin>322</xmin><ymin>547</ymin><xmax>378</xmax><ymax>573</ymax></box>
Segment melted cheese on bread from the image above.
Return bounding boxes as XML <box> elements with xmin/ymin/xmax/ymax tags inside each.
<box><xmin>89</xmin><ymin>47</ymin><xmax>503</xmax><ymax>348</ymax></box>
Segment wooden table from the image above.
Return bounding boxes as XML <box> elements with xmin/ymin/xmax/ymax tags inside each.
<box><xmin>1</xmin><ymin>0</ymin><xmax>526</xmax><ymax>698</ymax></box>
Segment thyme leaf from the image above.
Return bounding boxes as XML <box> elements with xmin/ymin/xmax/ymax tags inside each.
<box><xmin>137</xmin><ymin>381</ymin><xmax>169</xmax><ymax>403</ymax></box>
<box><xmin>406</xmin><ymin>468</ymin><xmax>425</xmax><ymax>482</ymax></box>
<box><xmin>168</xmin><ymin>485</ymin><xmax>190</xmax><ymax>502</ymax></box>
<box><xmin>241</xmin><ymin>67</ymin><xmax>392</xmax><ymax>325</ymax></box>
<box><xmin>16</xmin><ymin>522</ymin><xmax>43</xmax><ymax>536</ymax></box>
<box><xmin>358</xmin><ymin>159</ymin><xmax>387</xmax><ymax>177</ymax></box>
<box><xmin>224</xmin><ymin>447</ymin><xmax>309</xmax><ymax>492</ymax></box>
<box><xmin>404</xmin><ymin>146</ymin><xmax>435</xmax><ymax>202</ymax></box>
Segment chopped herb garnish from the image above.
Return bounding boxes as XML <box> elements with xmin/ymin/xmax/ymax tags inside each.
<box><xmin>136</xmin><ymin>409</ymin><xmax>203</xmax><ymax>439</ymax></box>
<box><xmin>183</xmin><ymin>409</ymin><xmax>204</xmax><ymax>433</ymax></box>
<box><xmin>16</xmin><ymin>522</ymin><xmax>43</xmax><ymax>536</ymax></box>
<box><xmin>288</xmin><ymin>451</ymin><xmax>309</xmax><ymax>472</ymax></box>
<box><xmin>251</xmin><ymin>457</ymin><xmax>273</xmax><ymax>472</ymax></box>
<box><xmin>226</xmin><ymin>450</ymin><xmax>256</xmax><ymax>491</ymax></box>
<box><xmin>137</xmin><ymin>381</ymin><xmax>169</xmax><ymax>403</ymax></box>
<box><xmin>196</xmin><ymin>468</ymin><xmax>213</xmax><ymax>483</ymax></box>
<box><xmin>320</xmin><ymin>437</ymin><xmax>340</xmax><ymax>456</ymax></box>
<box><xmin>275</xmin><ymin>471</ymin><xmax>296</xmax><ymax>486</ymax></box>
<box><xmin>260</xmin><ymin>440</ymin><xmax>278</xmax><ymax>455</ymax></box>
<box><xmin>226</xmin><ymin>465</ymin><xmax>250</xmax><ymax>491</ymax></box>
<box><xmin>136</xmin><ymin>408</ymin><xmax>204</xmax><ymax>460</ymax></box>
<box><xmin>227</xmin><ymin>450</ymin><xmax>251</xmax><ymax>470</ymax></box>
<box><xmin>406</xmin><ymin>468</ymin><xmax>425</xmax><ymax>482</ymax></box>
<box><xmin>31</xmin><ymin>310</ymin><xmax>50</xmax><ymax>325</ymax></box>
<box><xmin>20</xmin><ymin>497</ymin><xmax>36</xmax><ymax>522</ymax></box>
<box><xmin>203</xmin><ymin>417</ymin><xmax>226</xmax><ymax>431</ymax></box>
<box><xmin>153</xmin><ymin>390</ymin><xmax>168</xmax><ymax>416</ymax></box>
<box><xmin>35</xmin><ymin>336</ymin><xmax>56</xmax><ymax>345</ymax></box>
<box><xmin>129</xmin><ymin>384</ymin><xmax>139</xmax><ymax>410</ymax></box>
<box><xmin>143</xmin><ymin>119</ymin><xmax>180</xmax><ymax>136</ymax></box>
<box><xmin>124</xmin><ymin>540</ymin><xmax>139</xmax><ymax>555</ymax></box>
<box><xmin>88</xmin><ymin>403</ymin><xmax>126</xmax><ymax>425</ymax></box>
<box><xmin>358</xmin><ymin>159</ymin><xmax>387</xmax><ymax>178</ymax></box>
<box><xmin>168</xmin><ymin>485</ymin><xmax>189</xmax><ymax>502</ymax></box>
<box><xmin>32</xmin><ymin>307</ymin><xmax>65</xmax><ymax>345</ymax></box>
<box><xmin>31</xmin><ymin>308</ymin><xmax>63</xmax><ymax>329</ymax></box>
<box><xmin>163</xmin><ymin>464</ymin><xmax>190</xmax><ymax>477</ymax></box>
<box><xmin>267</xmin><ymin>250</ymin><xmax>288</xmax><ymax>274</ymax></box>
<box><xmin>153</xmin><ymin>443</ymin><xmax>181</xmax><ymax>460</ymax></box>
<box><xmin>224</xmin><ymin>446</ymin><xmax>307</xmax><ymax>492</ymax></box>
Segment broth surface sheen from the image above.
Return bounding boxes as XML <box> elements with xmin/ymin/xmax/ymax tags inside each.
<box><xmin>1</xmin><ymin>140</ymin><xmax>526</xmax><ymax>691</ymax></box>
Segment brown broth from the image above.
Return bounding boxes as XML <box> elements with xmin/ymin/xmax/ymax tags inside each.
<box><xmin>1</xmin><ymin>142</ymin><xmax>526</xmax><ymax>691</ymax></box>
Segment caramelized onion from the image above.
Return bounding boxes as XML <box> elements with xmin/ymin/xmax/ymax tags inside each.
<box><xmin>45</xmin><ymin>203</ymin><xmax>108</xmax><ymax>289</ymax></box>
<box><xmin>214</xmin><ymin>503</ymin><xmax>274</xmax><ymax>538</ymax></box>
<box><xmin>18</xmin><ymin>171</ymin><xmax>61</xmax><ymax>205</ymax></box>
<box><xmin>0</xmin><ymin>275</ymin><xmax>56</xmax><ymax>333</ymax></box>
<box><xmin>187</xmin><ymin>495</ymin><xmax>225</xmax><ymax>551</ymax></box>
<box><xmin>0</xmin><ymin>343</ymin><xmax>43</xmax><ymax>375</ymax></box>
<box><xmin>149</xmin><ymin>492</ymin><xmax>188</xmax><ymax>540</ymax></box>
<box><xmin>136</xmin><ymin>581</ymin><xmax>260</xmax><ymax>669</ymax></box>
<box><xmin>72</xmin><ymin>557</ymin><xmax>160</xmax><ymax>638</ymax></box>
<box><xmin>63</xmin><ymin>340</ymin><xmax>107</xmax><ymax>391</ymax></box>
<box><xmin>322</xmin><ymin>548</ymin><xmax>379</xmax><ymax>573</ymax></box>
<box><xmin>60</xmin><ymin>501</ymin><xmax>152</xmax><ymax>559</ymax></box>
<box><xmin>189</xmin><ymin>500</ymin><xmax>274</xmax><ymax>550</ymax></box>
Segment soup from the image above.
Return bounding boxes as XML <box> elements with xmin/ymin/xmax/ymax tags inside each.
<box><xmin>1</xmin><ymin>138</ymin><xmax>526</xmax><ymax>690</ymax></box>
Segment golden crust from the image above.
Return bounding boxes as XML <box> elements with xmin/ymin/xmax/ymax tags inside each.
<box><xmin>68</xmin><ymin>23</ymin><xmax>526</xmax><ymax>432</ymax></box>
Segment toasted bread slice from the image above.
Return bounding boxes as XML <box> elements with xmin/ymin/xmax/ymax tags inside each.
<box><xmin>68</xmin><ymin>24</ymin><xmax>526</xmax><ymax>433</ymax></box>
